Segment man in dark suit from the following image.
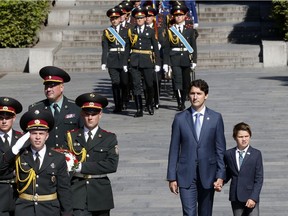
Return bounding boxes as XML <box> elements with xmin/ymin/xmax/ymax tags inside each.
<box><xmin>167</xmin><ymin>79</ymin><xmax>226</xmax><ymax>216</ymax></box>
<box><xmin>224</xmin><ymin>122</ymin><xmax>263</xmax><ymax>216</ymax></box>
<box><xmin>29</xmin><ymin>66</ymin><xmax>82</xmax><ymax>149</ymax></box>
<box><xmin>128</xmin><ymin>7</ymin><xmax>161</xmax><ymax>117</ymax></box>
<box><xmin>101</xmin><ymin>7</ymin><xmax>130</xmax><ymax>113</ymax></box>
<box><xmin>66</xmin><ymin>93</ymin><xmax>119</xmax><ymax>216</ymax></box>
<box><xmin>164</xmin><ymin>4</ymin><xmax>197</xmax><ymax>111</ymax></box>
<box><xmin>0</xmin><ymin>109</ymin><xmax>73</xmax><ymax>216</ymax></box>
<box><xmin>0</xmin><ymin>97</ymin><xmax>22</xmax><ymax>216</ymax></box>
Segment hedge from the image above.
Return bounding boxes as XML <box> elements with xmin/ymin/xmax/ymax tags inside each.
<box><xmin>271</xmin><ymin>0</ymin><xmax>288</xmax><ymax>41</ymax></box>
<box><xmin>0</xmin><ymin>0</ymin><xmax>50</xmax><ymax>48</ymax></box>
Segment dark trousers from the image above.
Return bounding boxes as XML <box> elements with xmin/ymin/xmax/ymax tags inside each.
<box><xmin>171</xmin><ymin>66</ymin><xmax>191</xmax><ymax>92</ymax></box>
<box><xmin>231</xmin><ymin>201</ymin><xmax>259</xmax><ymax>216</ymax></box>
<box><xmin>108</xmin><ymin>68</ymin><xmax>129</xmax><ymax>89</ymax></box>
<box><xmin>130</xmin><ymin>67</ymin><xmax>154</xmax><ymax>96</ymax></box>
<box><xmin>179</xmin><ymin>169</ymin><xmax>215</xmax><ymax>216</ymax></box>
<box><xmin>74</xmin><ymin>209</ymin><xmax>110</xmax><ymax>216</ymax></box>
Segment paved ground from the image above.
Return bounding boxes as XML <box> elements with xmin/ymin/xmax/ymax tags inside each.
<box><xmin>1</xmin><ymin>67</ymin><xmax>288</xmax><ymax>216</ymax></box>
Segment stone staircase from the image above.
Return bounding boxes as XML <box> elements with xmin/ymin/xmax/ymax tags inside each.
<box><xmin>40</xmin><ymin>0</ymin><xmax>276</xmax><ymax>72</ymax></box>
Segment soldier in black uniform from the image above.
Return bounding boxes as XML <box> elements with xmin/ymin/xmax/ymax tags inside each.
<box><xmin>164</xmin><ymin>4</ymin><xmax>197</xmax><ymax>111</ymax></box>
<box><xmin>65</xmin><ymin>93</ymin><xmax>119</xmax><ymax>216</ymax></box>
<box><xmin>128</xmin><ymin>7</ymin><xmax>161</xmax><ymax>117</ymax></box>
<box><xmin>0</xmin><ymin>97</ymin><xmax>22</xmax><ymax>216</ymax></box>
<box><xmin>117</xmin><ymin>2</ymin><xmax>135</xmax><ymax>28</ymax></box>
<box><xmin>29</xmin><ymin>66</ymin><xmax>82</xmax><ymax>149</ymax></box>
<box><xmin>145</xmin><ymin>4</ymin><xmax>169</xmax><ymax>109</ymax></box>
<box><xmin>0</xmin><ymin>109</ymin><xmax>73</xmax><ymax>216</ymax></box>
<box><xmin>101</xmin><ymin>7</ymin><xmax>130</xmax><ymax>113</ymax></box>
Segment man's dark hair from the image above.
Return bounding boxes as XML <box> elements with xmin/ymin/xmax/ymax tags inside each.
<box><xmin>189</xmin><ymin>79</ymin><xmax>209</xmax><ymax>95</ymax></box>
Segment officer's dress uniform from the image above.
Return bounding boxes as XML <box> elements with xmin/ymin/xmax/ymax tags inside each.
<box><xmin>67</xmin><ymin>127</ymin><xmax>119</xmax><ymax>214</ymax></box>
<box><xmin>102</xmin><ymin>13</ymin><xmax>130</xmax><ymax>113</ymax></box>
<box><xmin>129</xmin><ymin>22</ymin><xmax>161</xmax><ymax>116</ymax></box>
<box><xmin>165</xmin><ymin>21</ymin><xmax>197</xmax><ymax>110</ymax></box>
<box><xmin>1</xmin><ymin>147</ymin><xmax>72</xmax><ymax>216</ymax></box>
<box><xmin>29</xmin><ymin>96</ymin><xmax>82</xmax><ymax>149</ymax></box>
<box><xmin>0</xmin><ymin>130</ymin><xmax>22</xmax><ymax>216</ymax></box>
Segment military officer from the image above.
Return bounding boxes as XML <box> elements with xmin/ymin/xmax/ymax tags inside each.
<box><xmin>101</xmin><ymin>7</ymin><xmax>130</xmax><ymax>113</ymax></box>
<box><xmin>29</xmin><ymin>66</ymin><xmax>82</xmax><ymax>149</ymax></box>
<box><xmin>0</xmin><ymin>97</ymin><xmax>23</xmax><ymax>216</ymax></box>
<box><xmin>128</xmin><ymin>7</ymin><xmax>161</xmax><ymax>117</ymax></box>
<box><xmin>117</xmin><ymin>2</ymin><xmax>135</xmax><ymax>28</ymax></box>
<box><xmin>66</xmin><ymin>93</ymin><xmax>119</xmax><ymax>216</ymax></box>
<box><xmin>0</xmin><ymin>109</ymin><xmax>73</xmax><ymax>216</ymax></box>
<box><xmin>164</xmin><ymin>4</ymin><xmax>197</xmax><ymax>111</ymax></box>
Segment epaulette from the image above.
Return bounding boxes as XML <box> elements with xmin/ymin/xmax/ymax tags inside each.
<box><xmin>185</xmin><ymin>23</ymin><xmax>193</xmax><ymax>29</ymax></box>
<box><xmin>30</xmin><ymin>99</ymin><xmax>45</xmax><ymax>107</ymax></box>
<box><xmin>67</xmin><ymin>98</ymin><xmax>76</xmax><ymax>104</ymax></box>
<box><xmin>102</xmin><ymin>129</ymin><xmax>114</xmax><ymax>134</ymax></box>
<box><xmin>15</xmin><ymin>130</ymin><xmax>23</xmax><ymax>135</ymax></box>
<box><xmin>67</xmin><ymin>128</ymin><xmax>79</xmax><ymax>133</ymax></box>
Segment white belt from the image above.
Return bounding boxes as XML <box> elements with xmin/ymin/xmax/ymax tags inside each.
<box><xmin>172</xmin><ymin>48</ymin><xmax>188</xmax><ymax>51</ymax></box>
<box><xmin>109</xmin><ymin>48</ymin><xmax>125</xmax><ymax>52</ymax></box>
<box><xmin>74</xmin><ymin>173</ymin><xmax>107</xmax><ymax>179</ymax></box>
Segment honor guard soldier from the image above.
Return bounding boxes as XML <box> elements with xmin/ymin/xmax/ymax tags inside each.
<box><xmin>145</xmin><ymin>4</ymin><xmax>169</xmax><ymax>109</ymax></box>
<box><xmin>117</xmin><ymin>2</ymin><xmax>135</xmax><ymax>28</ymax></box>
<box><xmin>65</xmin><ymin>93</ymin><xmax>119</xmax><ymax>216</ymax></box>
<box><xmin>0</xmin><ymin>109</ymin><xmax>73</xmax><ymax>216</ymax></box>
<box><xmin>101</xmin><ymin>7</ymin><xmax>130</xmax><ymax>113</ymax></box>
<box><xmin>128</xmin><ymin>7</ymin><xmax>161</xmax><ymax>117</ymax></box>
<box><xmin>29</xmin><ymin>66</ymin><xmax>82</xmax><ymax>149</ymax></box>
<box><xmin>0</xmin><ymin>97</ymin><xmax>22</xmax><ymax>216</ymax></box>
<box><xmin>164</xmin><ymin>4</ymin><xmax>197</xmax><ymax>111</ymax></box>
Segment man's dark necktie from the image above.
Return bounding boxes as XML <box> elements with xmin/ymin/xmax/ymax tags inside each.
<box><xmin>53</xmin><ymin>103</ymin><xmax>60</xmax><ymax>119</ymax></box>
<box><xmin>178</xmin><ymin>26</ymin><xmax>182</xmax><ymax>33</ymax></box>
<box><xmin>3</xmin><ymin>133</ymin><xmax>10</xmax><ymax>152</ymax></box>
<box><xmin>35</xmin><ymin>152</ymin><xmax>40</xmax><ymax>172</ymax></box>
<box><xmin>87</xmin><ymin>131</ymin><xmax>93</xmax><ymax>146</ymax></box>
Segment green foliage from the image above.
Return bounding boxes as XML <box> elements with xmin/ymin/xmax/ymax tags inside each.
<box><xmin>271</xmin><ymin>0</ymin><xmax>288</xmax><ymax>41</ymax></box>
<box><xmin>0</xmin><ymin>0</ymin><xmax>50</xmax><ymax>48</ymax></box>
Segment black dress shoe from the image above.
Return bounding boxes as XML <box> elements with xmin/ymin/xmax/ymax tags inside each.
<box><xmin>147</xmin><ymin>105</ymin><xmax>154</xmax><ymax>115</ymax></box>
<box><xmin>113</xmin><ymin>108</ymin><xmax>122</xmax><ymax>113</ymax></box>
<box><xmin>134</xmin><ymin>110</ymin><xmax>143</xmax><ymax>117</ymax></box>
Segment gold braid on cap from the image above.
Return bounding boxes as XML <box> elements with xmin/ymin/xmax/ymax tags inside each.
<box><xmin>128</xmin><ymin>28</ymin><xmax>138</xmax><ymax>47</ymax></box>
<box><xmin>105</xmin><ymin>29</ymin><xmax>116</xmax><ymax>42</ymax></box>
<box><xmin>15</xmin><ymin>155</ymin><xmax>37</xmax><ymax>194</ymax></box>
<box><xmin>67</xmin><ymin>131</ymin><xmax>87</xmax><ymax>163</ymax></box>
<box><xmin>168</xmin><ymin>29</ymin><xmax>179</xmax><ymax>44</ymax></box>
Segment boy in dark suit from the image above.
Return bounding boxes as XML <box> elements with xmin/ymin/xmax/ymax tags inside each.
<box><xmin>224</xmin><ymin>122</ymin><xmax>263</xmax><ymax>216</ymax></box>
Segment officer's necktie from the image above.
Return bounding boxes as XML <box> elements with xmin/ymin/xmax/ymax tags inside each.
<box><xmin>87</xmin><ymin>131</ymin><xmax>93</xmax><ymax>146</ymax></box>
<box><xmin>53</xmin><ymin>103</ymin><xmax>60</xmax><ymax>119</ymax></box>
<box><xmin>178</xmin><ymin>26</ymin><xmax>182</xmax><ymax>33</ymax></box>
<box><xmin>35</xmin><ymin>152</ymin><xmax>40</xmax><ymax>172</ymax></box>
<box><xmin>194</xmin><ymin>113</ymin><xmax>201</xmax><ymax>140</ymax></box>
<box><xmin>3</xmin><ymin>133</ymin><xmax>10</xmax><ymax>151</ymax></box>
<box><xmin>238</xmin><ymin>150</ymin><xmax>244</xmax><ymax>169</ymax></box>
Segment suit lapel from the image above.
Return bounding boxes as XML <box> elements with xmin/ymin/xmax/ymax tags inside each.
<box><xmin>241</xmin><ymin>146</ymin><xmax>252</xmax><ymax>168</ymax></box>
<box><xmin>38</xmin><ymin>149</ymin><xmax>54</xmax><ymax>173</ymax></box>
<box><xmin>185</xmin><ymin>108</ymin><xmax>198</xmax><ymax>141</ymax></box>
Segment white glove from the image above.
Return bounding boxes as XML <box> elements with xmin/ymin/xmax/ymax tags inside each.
<box><xmin>12</xmin><ymin>132</ymin><xmax>30</xmax><ymax>155</ymax></box>
<box><xmin>123</xmin><ymin>66</ymin><xmax>128</xmax><ymax>72</ymax></box>
<box><xmin>191</xmin><ymin>63</ymin><xmax>197</xmax><ymax>70</ymax></box>
<box><xmin>193</xmin><ymin>23</ymin><xmax>199</xmax><ymax>29</ymax></box>
<box><xmin>74</xmin><ymin>162</ymin><xmax>82</xmax><ymax>173</ymax></box>
<box><xmin>101</xmin><ymin>64</ymin><xmax>106</xmax><ymax>71</ymax></box>
<box><xmin>163</xmin><ymin>64</ymin><xmax>169</xmax><ymax>73</ymax></box>
<box><xmin>155</xmin><ymin>65</ymin><xmax>161</xmax><ymax>72</ymax></box>
<box><xmin>158</xmin><ymin>42</ymin><xmax>161</xmax><ymax>50</ymax></box>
